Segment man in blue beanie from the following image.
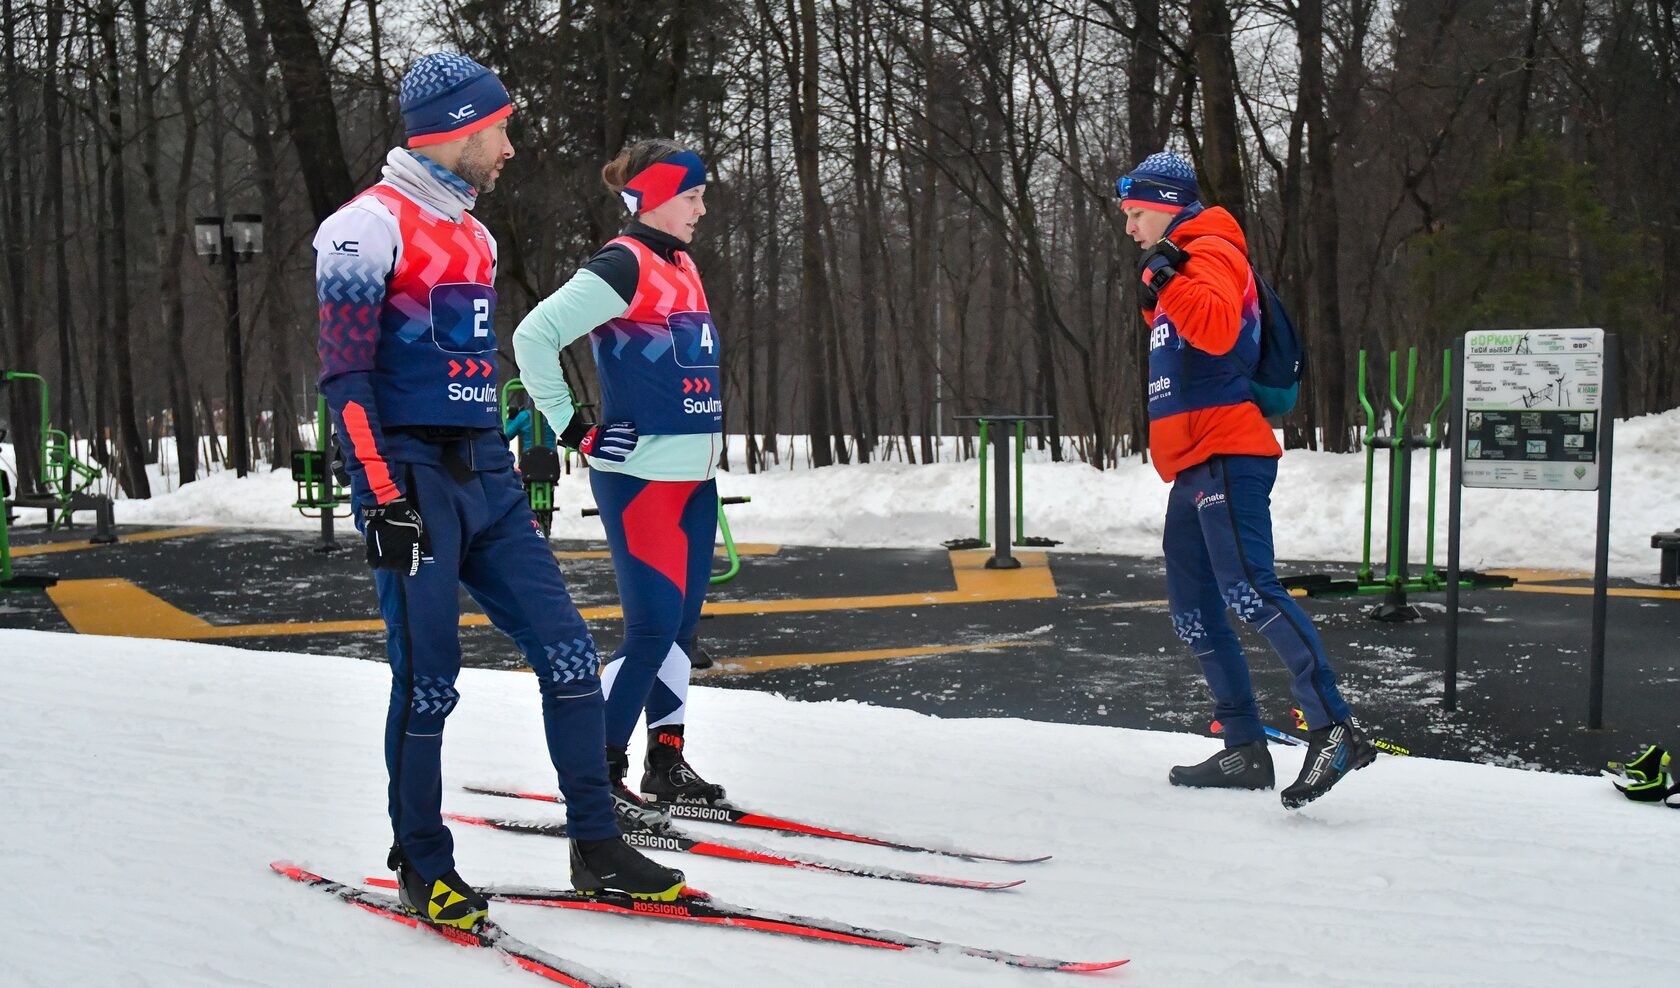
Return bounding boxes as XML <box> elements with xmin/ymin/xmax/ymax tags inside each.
<box><xmin>313</xmin><ymin>52</ymin><xmax>685</xmax><ymax>930</ymax></box>
<box><xmin>1117</xmin><ymin>149</ymin><xmax>1373</xmax><ymax>809</ymax></box>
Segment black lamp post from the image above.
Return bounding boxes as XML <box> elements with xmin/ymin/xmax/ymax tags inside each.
<box><xmin>194</xmin><ymin>213</ymin><xmax>262</xmax><ymax>477</ymax></box>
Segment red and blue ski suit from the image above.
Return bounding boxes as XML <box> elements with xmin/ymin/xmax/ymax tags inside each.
<box><xmin>1144</xmin><ymin>203</ymin><xmax>1352</xmax><ymax>746</ymax></box>
<box><xmin>585</xmin><ymin>228</ymin><xmax>721</xmax><ymax>746</ymax></box>
<box><xmin>315</xmin><ymin>149</ymin><xmax>618</xmax><ymax>883</ymax></box>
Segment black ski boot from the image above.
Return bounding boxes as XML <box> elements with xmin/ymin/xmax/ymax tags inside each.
<box><xmin>389</xmin><ymin>844</ymin><xmax>488</xmax><ymax>931</ymax></box>
<box><xmin>641</xmin><ymin>725</ymin><xmax>728</xmax><ymax>804</ymax></box>
<box><xmin>1281</xmin><ymin>721</ymin><xmax>1376</xmax><ymax>809</ymax></box>
<box><xmin>1169</xmin><ymin>741</ymin><xmax>1275</xmax><ymax>790</ymax></box>
<box><xmin>607</xmin><ymin>744</ymin><xmax>670</xmax><ymax>832</ymax></box>
<box><xmin>570</xmin><ymin>837</ymin><xmax>686</xmax><ymax>901</ymax></box>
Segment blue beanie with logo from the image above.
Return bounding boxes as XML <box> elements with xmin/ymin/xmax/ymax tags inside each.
<box><xmin>400</xmin><ymin>52</ymin><xmax>512</xmax><ymax>147</ymax></box>
<box><xmin>1117</xmin><ymin>150</ymin><xmax>1200</xmax><ymax>213</ymax></box>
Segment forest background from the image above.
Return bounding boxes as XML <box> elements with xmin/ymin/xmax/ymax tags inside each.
<box><xmin>0</xmin><ymin>0</ymin><xmax>1672</xmax><ymax>498</ymax></box>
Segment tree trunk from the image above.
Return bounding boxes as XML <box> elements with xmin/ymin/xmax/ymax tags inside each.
<box><xmin>786</xmin><ymin>0</ymin><xmax>834</xmax><ymax>466</ymax></box>
<box><xmin>1</xmin><ymin>0</ymin><xmax>43</xmax><ymax>492</ymax></box>
<box><xmin>257</xmin><ymin>0</ymin><xmax>354</xmax><ymax>222</ymax></box>
<box><xmin>133</xmin><ymin>0</ymin><xmax>204</xmax><ymax>484</ymax></box>
<box><xmin>45</xmin><ymin>0</ymin><xmax>74</xmax><ymax>467</ymax></box>
<box><xmin>233</xmin><ymin>0</ymin><xmax>299</xmax><ymax>469</ymax></box>
<box><xmin>1297</xmin><ymin>0</ymin><xmax>1351</xmax><ymax>452</ymax></box>
<box><xmin>1189</xmin><ymin>0</ymin><xmax>1248</xmax><ymax>228</ymax></box>
<box><xmin>96</xmin><ymin>0</ymin><xmax>151</xmax><ymax>497</ymax></box>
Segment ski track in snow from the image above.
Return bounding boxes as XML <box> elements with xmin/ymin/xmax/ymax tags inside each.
<box><xmin>4</xmin><ymin>629</ymin><xmax>1669</xmax><ymax>987</ymax></box>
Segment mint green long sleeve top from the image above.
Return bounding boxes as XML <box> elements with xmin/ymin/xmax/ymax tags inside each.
<box><xmin>512</xmin><ymin>231</ymin><xmax>722</xmax><ymax>482</ymax></box>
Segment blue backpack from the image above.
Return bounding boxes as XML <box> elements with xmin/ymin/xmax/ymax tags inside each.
<box><xmin>1247</xmin><ymin>268</ymin><xmax>1305</xmax><ymax>417</ymax></box>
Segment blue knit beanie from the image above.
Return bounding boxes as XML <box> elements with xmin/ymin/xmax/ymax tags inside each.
<box><xmin>1117</xmin><ymin>150</ymin><xmax>1200</xmax><ymax>212</ymax></box>
<box><xmin>400</xmin><ymin>53</ymin><xmax>512</xmax><ymax>147</ymax></box>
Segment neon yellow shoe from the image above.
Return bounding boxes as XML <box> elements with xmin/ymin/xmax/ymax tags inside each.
<box><xmin>395</xmin><ymin>862</ymin><xmax>489</xmax><ymax>930</ymax></box>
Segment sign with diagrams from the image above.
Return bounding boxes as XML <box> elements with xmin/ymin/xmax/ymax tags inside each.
<box><xmin>1460</xmin><ymin>328</ymin><xmax>1604</xmax><ymax>490</ymax></box>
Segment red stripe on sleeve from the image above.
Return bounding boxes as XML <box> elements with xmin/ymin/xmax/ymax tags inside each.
<box><xmin>342</xmin><ymin>401</ymin><xmax>401</xmax><ymax>503</ymax></box>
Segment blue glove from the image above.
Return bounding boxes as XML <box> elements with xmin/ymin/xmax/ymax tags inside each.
<box><xmin>579</xmin><ymin>421</ymin><xmax>638</xmax><ymax>463</ymax></box>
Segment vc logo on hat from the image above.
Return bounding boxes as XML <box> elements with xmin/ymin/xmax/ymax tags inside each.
<box><xmin>449</xmin><ymin>104</ymin><xmax>476</xmax><ymax>122</ymax></box>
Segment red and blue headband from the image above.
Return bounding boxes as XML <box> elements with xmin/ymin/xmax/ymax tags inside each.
<box><xmin>620</xmin><ymin>150</ymin><xmax>708</xmax><ymax>215</ymax></box>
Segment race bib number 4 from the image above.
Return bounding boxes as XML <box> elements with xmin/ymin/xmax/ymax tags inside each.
<box><xmin>430</xmin><ymin>283</ymin><xmax>498</xmax><ymax>354</ymax></box>
<box><xmin>668</xmin><ymin>311</ymin><xmax>722</xmax><ymax>369</ymax></box>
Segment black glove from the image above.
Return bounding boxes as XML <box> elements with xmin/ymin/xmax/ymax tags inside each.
<box><xmin>1138</xmin><ymin>237</ymin><xmax>1191</xmax><ymax>310</ymax></box>
<box><xmin>363</xmin><ymin>496</ymin><xmax>429</xmax><ymax>576</ymax></box>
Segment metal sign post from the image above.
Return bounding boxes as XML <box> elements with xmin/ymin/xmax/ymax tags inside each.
<box><xmin>1445</xmin><ymin>329</ymin><xmax>1615</xmax><ymax>727</ymax></box>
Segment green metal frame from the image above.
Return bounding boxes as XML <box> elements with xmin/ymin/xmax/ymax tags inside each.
<box><xmin>969</xmin><ymin>418</ymin><xmax>1050</xmax><ymax>547</ymax></box>
<box><xmin>500</xmin><ymin>378</ymin><xmax>560</xmax><ymax>523</ymax></box>
<box><xmin>710</xmin><ymin>497</ymin><xmax>749</xmax><ymax>584</ymax></box>
<box><xmin>291</xmin><ymin>394</ymin><xmax>350</xmax><ymax>516</ymax></box>
<box><xmin>1342</xmin><ymin>347</ymin><xmax>1467</xmax><ymax>597</ymax></box>
<box><xmin>3</xmin><ymin>371</ymin><xmax>103</xmax><ymax>521</ymax></box>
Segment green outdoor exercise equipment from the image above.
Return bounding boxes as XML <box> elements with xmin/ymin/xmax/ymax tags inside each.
<box><xmin>290</xmin><ymin>393</ymin><xmax>351</xmax><ymax>553</ymax></box>
<box><xmin>1</xmin><ymin>369</ymin><xmax>116</xmax><ymax>543</ymax></box>
<box><xmin>0</xmin><ymin>446</ymin><xmax>56</xmax><ymax>592</ymax></box>
<box><xmin>944</xmin><ymin>414</ymin><xmax>1062</xmax><ymax>567</ymax></box>
<box><xmin>1282</xmin><ymin>347</ymin><xmax>1513</xmax><ymax>620</ymax></box>
<box><xmin>501</xmin><ymin>378</ymin><xmax>564</xmax><ymax>536</ymax></box>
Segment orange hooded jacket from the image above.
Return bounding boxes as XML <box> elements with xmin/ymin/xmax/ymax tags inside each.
<box><xmin>1143</xmin><ymin>205</ymin><xmax>1282</xmax><ymax>481</ymax></box>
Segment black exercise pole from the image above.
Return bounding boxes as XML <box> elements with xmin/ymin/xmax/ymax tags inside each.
<box><xmin>1588</xmin><ymin>334</ymin><xmax>1617</xmax><ymax>729</ymax></box>
<box><xmin>987</xmin><ymin>418</ymin><xmax>1019</xmax><ymax>569</ymax></box>
<box><xmin>221</xmin><ymin>233</ymin><xmax>250</xmax><ymax>478</ymax></box>
<box><xmin>1444</xmin><ymin>338</ymin><xmax>1464</xmax><ymax>712</ymax></box>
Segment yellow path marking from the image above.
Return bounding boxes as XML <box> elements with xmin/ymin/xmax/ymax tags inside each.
<box><xmin>1502</xmin><ymin>584</ymin><xmax>1680</xmax><ymax>601</ymax></box>
<box><xmin>43</xmin><ymin>549</ymin><xmax>1057</xmax><ymax>640</ymax></box>
<box><xmin>696</xmin><ymin>640</ymin><xmax>1029</xmax><ymax>676</ymax></box>
<box><xmin>1483</xmin><ymin>568</ymin><xmax>1585</xmax><ymax>583</ymax></box>
<box><xmin>47</xmin><ymin>579</ymin><xmax>217</xmax><ymax>638</ymax></box>
<box><xmin>555</xmin><ymin>543</ymin><xmax>781</xmax><ymax>561</ymax></box>
<box><xmin>10</xmin><ymin>527</ymin><xmax>218</xmax><ymax>558</ymax></box>
<box><xmin>1082</xmin><ymin>585</ymin><xmax>1309</xmax><ymax>610</ymax></box>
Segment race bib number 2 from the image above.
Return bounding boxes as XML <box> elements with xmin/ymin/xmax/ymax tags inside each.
<box><xmin>430</xmin><ymin>283</ymin><xmax>498</xmax><ymax>354</ymax></box>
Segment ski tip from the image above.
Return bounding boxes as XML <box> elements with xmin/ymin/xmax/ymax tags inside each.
<box><xmin>443</xmin><ymin>812</ymin><xmax>492</xmax><ymax>827</ymax></box>
<box><xmin>270</xmin><ymin>861</ymin><xmax>318</xmax><ymax>882</ymax></box>
<box><xmin>1055</xmin><ymin>959</ymin><xmax>1131</xmax><ymax>973</ymax></box>
<box><xmin>991</xmin><ymin>853</ymin><xmax>1053</xmax><ymax>864</ymax></box>
<box><xmin>951</xmin><ymin>878</ymin><xmax>1026</xmax><ymax>890</ymax></box>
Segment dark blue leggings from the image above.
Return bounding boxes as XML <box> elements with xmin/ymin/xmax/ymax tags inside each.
<box><xmin>367</xmin><ymin>457</ymin><xmax>617</xmax><ymax>881</ymax></box>
<box><xmin>1163</xmin><ymin>455</ymin><xmax>1352</xmax><ymax>746</ymax></box>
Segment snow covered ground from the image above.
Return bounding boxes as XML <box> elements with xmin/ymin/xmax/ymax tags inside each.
<box><xmin>8</xmin><ymin>408</ymin><xmax>1679</xmax><ymax>578</ymax></box>
<box><xmin>3</xmin><ymin>629</ymin><xmax>1668</xmax><ymax>987</ymax></box>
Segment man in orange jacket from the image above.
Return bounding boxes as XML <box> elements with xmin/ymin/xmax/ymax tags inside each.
<box><xmin>1120</xmin><ymin>150</ymin><xmax>1374</xmax><ymax>809</ymax></box>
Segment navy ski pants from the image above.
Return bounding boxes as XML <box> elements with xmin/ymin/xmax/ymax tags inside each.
<box><xmin>1163</xmin><ymin>454</ymin><xmax>1352</xmax><ymax>746</ymax></box>
<box><xmin>590</xmin><ymin>470</ymin><xmax>718</xmax><ymax>748</ymax></box>
<box><xmin>362</xmin><ymin>444</ymin><xmax>618</xmax><ymax>882</ymax></box>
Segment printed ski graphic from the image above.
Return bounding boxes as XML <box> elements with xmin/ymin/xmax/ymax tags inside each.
<box><xmin>269</xmin><ymin>862</ymin><xmax>625</xmax><ymax>988</ymax></box>
<box><xmin>462</xmin><ymin>784</ymin><xmax>1049</xmax><ymax>864</ymax></box>
<box><xmin>444</xmin><ymin>813</ymin><xmax>1023</xmax><ymax>891</ymax></box>
<box><xmin>366</xmin><ymin>877</ymin><xmax>1126</xmax><ymax>973</ymax></box>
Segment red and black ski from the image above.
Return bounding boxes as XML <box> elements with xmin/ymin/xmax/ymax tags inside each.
<box><xmin>366</xmin><ymin>877</ymin><xmax>1126</xmax><ymax>973</ymax></box>
<box><xmin>463</xmin><ymin>785</ymin><xmax>1050</xmax><ymax>864</ymax></box>
<box><xmin>443</xmin><ymin>813</ymin><xmax>1024</xmax><ymax>891</ymax></box>
<box><xmin>270</xmin><ymin>862</ymin><xmax>625</xmax><ymax>987</ymax></box>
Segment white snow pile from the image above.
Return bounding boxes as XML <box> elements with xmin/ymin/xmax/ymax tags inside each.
<box><xmin>9</xmin><ymin>407</ymin><xmax>1680</xmax><ymax>578</ymax></box>
<box><xmin>3</xmin><ymin>629</ymin><xmax>1667</xmax><ymax>987</ymax></box>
